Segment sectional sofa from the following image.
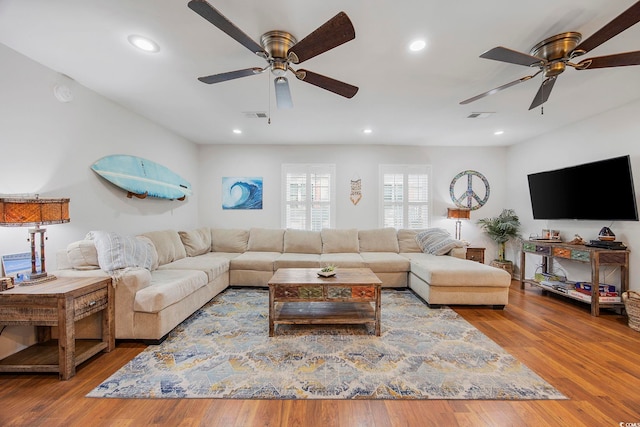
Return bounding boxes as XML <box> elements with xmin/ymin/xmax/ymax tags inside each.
<box><xmin>54</xmin><ymin>227</ymin><xmax>512</xmax><ymax>342</ymax></box>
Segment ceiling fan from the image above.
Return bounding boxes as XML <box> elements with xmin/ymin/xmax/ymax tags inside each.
<box><xmin>187</xmin><ymin>0</ymin><xmax>358</xmax><ymax>109</ymax></box>
<box><xmin>460</xmin><ymin>1</ymin><xmax>640</xmax><ymax>110</ymax></box>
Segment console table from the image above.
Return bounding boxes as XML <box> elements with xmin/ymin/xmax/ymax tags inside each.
<box><xmin>0</xmin><ymin>276</ymin><xmax>114</xmax><ymax>380</ymax></box>
<box><xmin>519</xmin><ymin>240</ymin><xmax>629</xmax><ymax>316</ymax></box>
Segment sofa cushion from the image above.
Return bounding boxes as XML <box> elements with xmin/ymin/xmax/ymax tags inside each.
<box><xmin>141</xmin><ymin>230</ymin><xmax>187</xmax><ymax>266</ymax></box>
<box><xmin>274</xmin><ymin>253</ymin><xmax>322</xmax><ymax>269</ymax></box>
<box><xmin>321</xmin><ymin>228</ymin><xmax>359</xmax><ymax>253</ymax></box>
<box><xmin>66</xmin><ymin>240</ymin><xmax>100</xmax><ymax>270</ymax></box>
<box><xmin>410</xmin><ymin>254</ymin><xmax>511</xmax><ymax>287</ymax></box>
<box><xmin>179</xmin><ymin>227</ymin><xmax>212</xmax><ymax>257</ymax></box>
<box><xmin>211</xmin><ymin>228</ymin><xmax>249</xmax><ymax>253</ymax></box>
<box><xmin>319</xmin><ymin>253</ymin><xmax>366</xmax><ymax>268</ymax></box>
<box><xmin>415</xmin><ymin>228</ymin><xmax>465</xmax><ymax>256</ymax></box>
<box><xmin>360</xmin><ymin>252</ymin><xmax>410</xmax><ymax>273</ymax></box>
<box><xmin>158</xmin><ymin>253</ymin><xmax>229</xmax><ymax>282</ymax></box>
<box><xmin>86</xmin><ymin>230</ymin><xmax>156</xmax><ymax>273</ymax></box>
<box><xmin>247</xmin><ymin>228</ymin><xmax>285</xmax><ymax>252</ymax></box>
<box><xmin>283</xmin><ymin>229</ymin><xmax>322</xmax><ymax>254</ymax></box>
<box><xmin>358</xmin><ymin>228</ymin><xmax>399</xmax><ymax>253</ymax></box>
<box><xmin>230</xmin><ymin>251</ymin><xmax>280</xmax><ymax>271</ymax></box>
<box><xmin>397</xmin><ymin>229</ymin><xmax>424</xmax><ymax>253</ymax></box>
<box><xmin>134</xmin><ymin>269</ymin><xmax>208</xmax><ymax>313</ymax></box>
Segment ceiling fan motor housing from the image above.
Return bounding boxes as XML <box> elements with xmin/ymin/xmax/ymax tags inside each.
<box><xmin>261</xmin><ymin>31</ymin><xmax>297</xmax><ymax>76</ymax></box>
<box><xmin>530</xmin><ymin>32</ymin><xmax>582</xmax><ymax>77</ymax></box>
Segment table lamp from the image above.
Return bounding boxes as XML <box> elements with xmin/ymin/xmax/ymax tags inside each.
<box><xmin>447</xmin><ymin>207</ymin><xmax>471</xmax><ymax>240</ymax></box>
<box><xmin>0</xmin><ymin>196</ymin><xmax>70</xmax><ymax>284</ymax></box>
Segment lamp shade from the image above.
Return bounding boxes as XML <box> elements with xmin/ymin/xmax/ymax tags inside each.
<box><xmin>447</xmin><ymin>207</ymin><xmax>471</xmax><ymax>220</ymax></box>
<box><xmin>0</xmin><ymin>197</ymin><xmax>70</xmax><ymax>226</ymax></box>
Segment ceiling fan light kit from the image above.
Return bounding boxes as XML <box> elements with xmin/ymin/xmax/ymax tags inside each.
<box><xmin>187</xmin><ymin>0</ymin><xmax>358</xmax><ymax>109</ymax></box>
<box><xmin>460</xmin><ymin>1</ymin><xmax>640</xmax><ymax>110</ymax></box>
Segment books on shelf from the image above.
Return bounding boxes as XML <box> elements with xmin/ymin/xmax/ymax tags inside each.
<box><xmin>567</xmin><ymin>289</ymin><xmax>621</xmax><ymax>303</ymax></box>
<box><xmin>572</xmin><ymin>288</ymin><xmax>619</xmax><ymax>297</ymax></box>
<box><xmin>539</xmin><ymin>280</ymin><xmax>575</xmax><ymax>293</ymax></box>
<box><xmin>534</xmin><ymin>278</ymin><xmax>621</xmax><ymax>303</ymax></box>
<box><xmin>574</xmin><ymin>282</ymin><xmax>616</xmax><ymax>293</ymax></box>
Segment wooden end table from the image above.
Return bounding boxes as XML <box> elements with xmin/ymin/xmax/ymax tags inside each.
<box><xmin>465</xmin><ymin>247</ymin><xmax>485</xmax><ymax>263</ymax></box>
<box><xmin>0</xmin><ymin>276</ymin><xmax>114</xmax><ymax>380</ymax></box>
<box><xmin>267</xmin><ymin>267</ymin><xmax>382</xmax><ymax>336</ymax></box>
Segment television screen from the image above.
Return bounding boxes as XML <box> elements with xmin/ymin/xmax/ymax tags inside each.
<box><xmin>527</xmin><ymin>155</ymin><xmax>639</xmax><ymax>221</ymax></box>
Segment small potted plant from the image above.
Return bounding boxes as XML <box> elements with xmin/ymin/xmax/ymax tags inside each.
<box><xmin>318</xmin><ymin>265</ymin><xmax>337</xmax><ymax>277</ymax></box>
<box><xmin>477</xmin><ymin>208</ymin><xmax>521</xmax><ymax>276</ymax></box>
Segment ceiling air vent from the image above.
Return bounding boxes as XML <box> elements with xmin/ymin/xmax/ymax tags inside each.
<box><xmin>467</xmin><ymin>112</ymin><xmax>494</xmax><ymax>119</ymax></box>
<box><xmin>243</xmin><ymin>111</ymin><xmax>268</xmax><ymax>119</ymax></box>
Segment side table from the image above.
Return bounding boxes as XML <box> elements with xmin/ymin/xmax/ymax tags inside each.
<box><xmin>0</xmin><ymin>276</ymin><xmax>114</xmax><ymax>380</ymax></box>
<box><xmin>465</xmin><ymin>247</ymin><xmax>485</xmax><ymax>264</ymax></box>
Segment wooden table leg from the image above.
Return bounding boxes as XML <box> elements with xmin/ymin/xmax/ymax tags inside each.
<box><xmin>104</xmin><ymin>281</ymin><xmax>115</xmax><ymax>352</ymax></box>
<box><xmin>58</xmin><ymin>296</ymin><xmax>75</xmax><ymax>380</ymax></box>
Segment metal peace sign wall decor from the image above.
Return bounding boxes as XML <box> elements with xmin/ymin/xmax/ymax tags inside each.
<box><xmin>449</xmin><ymin>170</ymin><xmax>490</xmax><ymax>211</ymax></box>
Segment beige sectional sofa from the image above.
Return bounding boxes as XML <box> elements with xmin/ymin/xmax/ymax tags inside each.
<box><xmin>54</xmin><ymin>227</ymin><xmax>511</xmax><ymax>343</ymax></box>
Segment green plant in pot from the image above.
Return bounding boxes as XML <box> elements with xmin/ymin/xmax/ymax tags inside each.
<box><xmin>477</xmin><ymin>209</ymin><xmax>521</xmax><ymax>273</ymax></box>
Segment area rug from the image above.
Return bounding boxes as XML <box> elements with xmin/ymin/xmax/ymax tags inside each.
<box><xmin>88</xmin><ymin>288</ymin><xmax>566</xmax><ymax>400</ymax></box>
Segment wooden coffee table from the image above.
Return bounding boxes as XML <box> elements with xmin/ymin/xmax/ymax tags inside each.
<box><xmin>267</xmin><ymin>267</ymin><xmax>382</xmax><ymax>336</ymax></box>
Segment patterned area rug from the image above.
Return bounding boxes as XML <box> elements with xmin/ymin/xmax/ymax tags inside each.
<box><xmin>88</xmin><ymin>288</ymin><xmax>566</xmax><ymax>400</ymax></box>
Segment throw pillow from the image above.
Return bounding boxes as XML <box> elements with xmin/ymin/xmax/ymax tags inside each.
<box><xmin>179</xmin><ymin>227</ymin><xmax>211</xmax><ymax>257</ymax></box>
<box><xmin>86</xmin><ymin>230</ymin><xmax>155</xmax><ymax>273</ymax></box>
<box><xmin>136</xmin><ymin>235</ymin><xmax>159</xmax><ymax>271</ymax></box>
<box><xmin>66</xmin><ymin>240</ymin><xmax>100</xmax><ymax>270</ymax></box>
<box><xmin>140</xmin><ymin>230</ymin><xmax>187</xmax><ymax>265</ymax></box>
<box><xmin>415</xmin><ymin>228</ymin><xmax>465</xmax><ymax>256</ymax></box>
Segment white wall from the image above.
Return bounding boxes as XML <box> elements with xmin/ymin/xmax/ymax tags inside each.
<box><xmin>0</xmin><ymin>44</ymin><xmax>200</xmax><ymax>263</ymax></box>
<box><xmin>198</xmin><ymin>144</ymin><xmax>511</xmax><ymax>259</ymax></box>
<box><xmin>0</xmin><ymin>44</ymin><xmax>200</xmax><ymax>357</ymax></box>
<box><xmin>507</xmin><ymin>99</ymin><xmax>640</xmax><ymax>291</ymax></box>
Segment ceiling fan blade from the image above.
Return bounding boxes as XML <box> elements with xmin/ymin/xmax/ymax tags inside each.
<box><xmin>287</xmin><ymin>12</ymin><xmax>355</xmax><ymax>64</ymax></box>
<box><xmin>295</xmin><ymin>69</ymin><xmax>359</xmax><ymax>98</ymax></box>
<box><xmin>480</xmin><ymin>47</ymin><xmax>543</xmax><ymax>67</ymax></box>
<box><xmin>459</xmin><ymin>71</ymin><xmax>542</xmax><ymax>105</ymax></box>
<box><xmin>188</xmin><ymin>0</ymin><xmax>266</xmax><ymax>56</ymax></box>
<box><xmin>573</xmin><ymin>1</ymin><xmax>640</xmax><ymax>55</ymax></box>
<box><xmin>274</xmin><ymin>77</ymin><xmax>293</xmax><ymax>109</ymax></box>
<box><xmin>577</xmin><ymin>51</ymin><xmax>640</xmax><ymax>69</ymax></box>
<box><xmin>529</xmin><ymin>76</ymin><xmax>557</xmax><ymax>110</ymax></box>
<box><xmin>198</xmin><ymin>67</ymin><xmax>263</xmax><ymax>84</ymax></box>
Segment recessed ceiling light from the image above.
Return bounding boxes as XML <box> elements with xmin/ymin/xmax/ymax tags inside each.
<box><xmin>363</xmin><ymin>128</ymin><xmax>373</xmax><ymax>134</ymax></box>
<box><xmin>494</xmin><ymin>130</ymin><xmax>504</xmax><ymax>135</ymax></box>
<box><xmin>128</xmin><ymin>35</ymin><xmax>160</xmax><ymax>53</ymax></box>
<box><xmin>233</xmin><ymin>129</ymin><xmax>242</xmax><ymax>134</ymax></box>
<box><xmin>409</xmin><ymin>39</ymin><xmax>426</xmax><ymax>52</ymax></box>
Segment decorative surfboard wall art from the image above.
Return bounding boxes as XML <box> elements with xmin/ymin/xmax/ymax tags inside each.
<box><xmin>91</xmin><ymin>154</ymin><xmax>192</xmax><ymax>201</ymax></box>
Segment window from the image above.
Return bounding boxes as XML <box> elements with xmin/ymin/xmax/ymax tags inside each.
<box><xmin>282</xmin><ymin>164</ymin><xmax>335</xmax><ymax>230</ymax></box>
<box><xmin>379</xmin><ymin>164</ymin><xmax>431</xmax><ymax>229</ymax></box>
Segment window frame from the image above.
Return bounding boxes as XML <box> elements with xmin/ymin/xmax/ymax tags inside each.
<box><xmin>378</xmin><ymin>164</ymin><xmax>432</xmax><ymax>229</ymax></box>
<box><xmin>281</xmin><ymin>163</ymin><xmax>336</xmax><ymax>231</ymax></box>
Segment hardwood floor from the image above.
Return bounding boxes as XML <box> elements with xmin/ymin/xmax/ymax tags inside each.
<box><xmin>2</xmin><ymin>281</ymin><xmax>640</xmax><ymax>427</ymax></box>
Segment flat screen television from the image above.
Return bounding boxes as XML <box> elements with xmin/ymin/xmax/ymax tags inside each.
<box><xmin>527</xmin><ymin>155</ymin><xmax>639</xmax><ymax>221</ymax></box>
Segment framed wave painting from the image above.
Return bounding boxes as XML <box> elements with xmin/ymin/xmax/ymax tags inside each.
<box><xmin>222</xmin><ymin>177</ymin><xmax>263</xmax><ymax>210</ymax></box>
